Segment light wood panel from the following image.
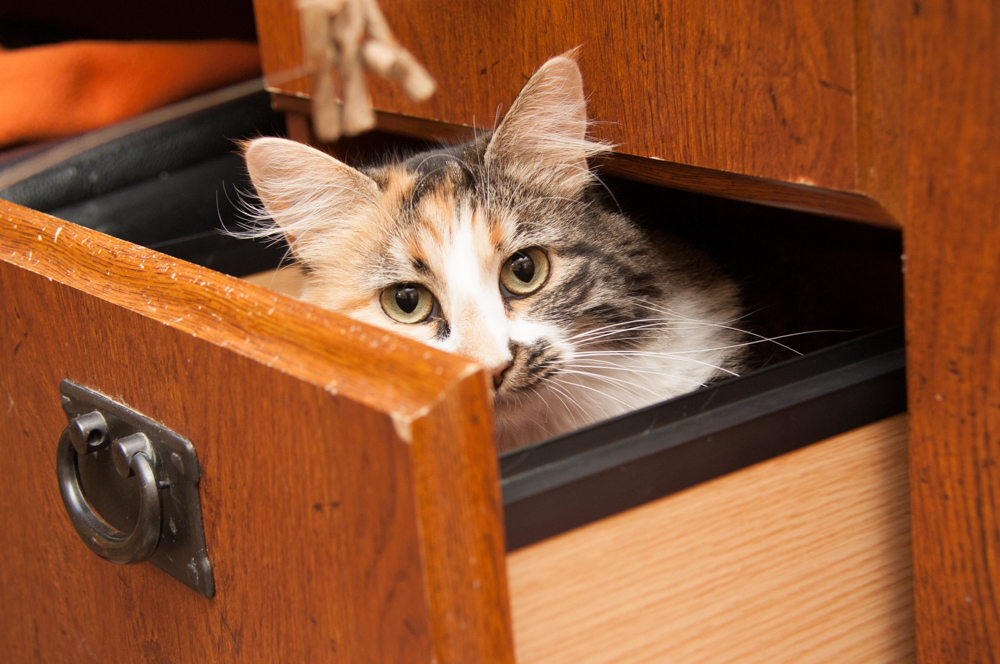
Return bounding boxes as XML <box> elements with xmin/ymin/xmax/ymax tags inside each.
<box><xmin>507</xmin><ymin>415</ymin><xmax>913</xmax><ymax>663</ymax></box>
<box><xmin>242</xmin><ymin>265</ymin><xmax>304</xmax><ymax>298</ymax></box>
<box><xmin>902</xmin><ymin>1</ymin><xmax>1000</xmax><ymax>659</ymax></box>
<box><xmin>0</xmin><ymin>201</ymin><xmax>513</xmax><ymax>663</ymax></box>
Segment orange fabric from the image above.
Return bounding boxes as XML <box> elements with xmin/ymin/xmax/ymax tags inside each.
<box><xmin>0</xmin><ymin>40</ymin><xmax>261</xmax><ymax>149</ymax></box>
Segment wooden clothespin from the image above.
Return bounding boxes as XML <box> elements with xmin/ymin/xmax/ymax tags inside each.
<box><xmin>296</xmin><ymin>0</ymin><xmax>436</xmax><ymax>142</ymax></box>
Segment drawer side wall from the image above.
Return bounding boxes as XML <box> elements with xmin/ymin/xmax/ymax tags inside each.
<box><xmin>507</xmin><ymin>415</ymin><xmax>913</xmax><ymax>663</ymax></box>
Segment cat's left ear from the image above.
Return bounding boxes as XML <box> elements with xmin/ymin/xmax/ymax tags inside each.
<box><xmin>243</xmin><ymin>137</ymin><xmax>381</xmax><ymax>260</ymax></box>
<box><xmin>485</xmin><ymin>54</ymin><xmax>607</xmax><ymax>196</ymax></box>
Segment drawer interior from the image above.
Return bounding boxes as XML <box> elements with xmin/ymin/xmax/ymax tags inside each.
<box><xmin>0</xmin><ymin>106</ymin><xmax>904</xmax><ymax>361</ymax></box>
<box><xmin>0</xmin><ymin>90</ymin><xmax>288</xmax><ymax>275</ymax></box>
<box><xmin>0</xmin><ymin>99</ymin><xmax>905</xmax><ymax>546</ymax></box>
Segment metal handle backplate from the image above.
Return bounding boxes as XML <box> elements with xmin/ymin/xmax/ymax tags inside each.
<box><xmin>56</xmin><ymin>380</ymin><xmax>214</xmax><ymax>597</ymax></box>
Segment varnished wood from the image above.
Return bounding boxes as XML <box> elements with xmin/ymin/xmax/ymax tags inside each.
<box><xmin>257</xmin><ymin>0</ymin><xmax>856</xmax><ymax>189</ymax></box>
<box><xmin>256</xmin><ymin>0</ymin><xmax>910</xmax><ymax>226</ymax></box>
<box><xmin>275</xmin><ymin>104</ymin><xmax>900</xmax><ymax>228</ymax></box>
<box><xmin>903</xmin><ymin>2</ymin><xmax>1000</xmax><ymax>660</ymax></box>
<box><xmin>0</xmin><ymin>201</ymin><xmax>460</xmax><ymax>417</ymax></box>
<box><xmin>507</xmin><ymin>415</ymin><xmax>913</xmax><ymax>663</ymax></box>
<box><xmin>0</xmin><ymin>201</ymin><xmax>514</xmax><ymax>663</ymax></box>
<box><xmin>250</xmin><ymin>2</ymin><xmax>1000</xmax><ymax>660</ymax></box>
<box><xmin>283</xmin><ymin>110</ymin><xmax>314</xmax><ymax>147</ymax></box>
<box><xmin>275</xmin><ymin>97</ymin><xmax>480</xmax><ymax>145</ymax></box>
<box><xmin>254</xmin><ymin>0</ymin><xmax>309</xmax><ymax>97</ymax></box>
<box><xmin>854</xmin><ymin>0</ymin><xmax>904</xmax><ymax>224</ymax></box>
<box><xmin>601</xmin><ymin>151</ymin><xmax>898</xmax><ymax>228</ymax></box>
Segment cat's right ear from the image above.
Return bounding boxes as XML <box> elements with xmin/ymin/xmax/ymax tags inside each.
<box><xmin>243</xmin><ymin>137</ymin><xmax>380</xmax><ymax>256</ymax></box>
<box><xmin>485</xmin><ymin>55</ymin><xmax>607</xmax><ymax>197</ymax></box>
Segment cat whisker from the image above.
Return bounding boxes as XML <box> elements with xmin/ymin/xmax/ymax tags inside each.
<box><xmin>573</xmin><ymin>332</ymin><xmax>796</xmax><ymax>355</ymax></box>
<box><xmin>625</xmin><ymin>297</ymin><xmax>749</xmax><ymax>324</ymax></box>
<box><xmin>557</xmin><ymin>369</ymin><xmax>690</xmax><ymax>397</ymax></box>
<box><xmin>626</xmin><ymin>298</ymin><xmax>813</xmax><ymax>355</ymax></box>
<box><xmin>569</xmin><ymin>322</ymin><xmax>693</xmax><ymax>345</ymax></box>
<box><xmin>563</xmin><ymin>362</ymin><xmax>710</xmax><ymax>381</ymax></box>
<box><xmin>571</xmin><ymin>350</ymin><xmax>740</xmax><ymax>376</ymax></box>
<box><xmin>555</xmin><ymin>361</ymin><xmax>710</xmax><ymax>390</ymax></box>
<box><xmin>587</xmin><ymin>169</ymin><xmax>623</xmax><ymax>214</ymax></box>
<box><xmin>570</xmin><ymin>321</ymin><xmax>837</xmax><ymax>357</ymax></box>
<box><xmin>572</xmin><ymin>336</ymin><xmax>657</xmax><ymax>349</ymax></box>
<box><xmin>543</xmin><ymin>381</ymin><xmax>592</xmax><ymax>421</ymax></box>
<box><xmin>569</xmin><ymin>322</ymin><xmax>736</xmax><ymax>349</ymax></box>
<box><xmin>570</xmin><ymin>327</ymin><xmax>741</xmax><ymax>349</ymax></box>
<box><xmin>566</xmin><ymin>316</ymin><xmax>750</xmax><ymax>339</ymax></box>
<box><xmin>548</xmin><ymin>374</ymin><xmax>640</xmax><ymax>413</ymax></box>
<box><xmin>492</xmin><ymin>102</ymin><xmax>503</xmax><ymax>132</ymax></box>
<box><xmin>564</xmin><ymin>317</ymin><xmax>680</xmax><ymax>341</ymax></box>
<box><xmin>635</xmin><ymin>331</ymin><xmax>847</xmax><ymax>355</ymax></box>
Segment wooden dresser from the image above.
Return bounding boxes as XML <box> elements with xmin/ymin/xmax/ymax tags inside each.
<box><xmin>1</xmin><ymin>1</ymin><xmax>996</xmax><ymax>661</ymax></box>
<box><xmin>255</xmin><ymin>2</ymin><xmax>1000</xmax><ymax>656</ymax></box>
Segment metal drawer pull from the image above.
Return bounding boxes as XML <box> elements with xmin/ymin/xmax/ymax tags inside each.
<box><xmin>57</xmin><ymin>417</ymin><xmax>162</xmax><ymax>565</ymax></box>
<box><xmin>55</xmin><ymin>381</ymin><xmax>214</xmax><ymax>597</ymax></box>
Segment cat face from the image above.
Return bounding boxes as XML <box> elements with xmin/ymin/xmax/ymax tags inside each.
<box><xmin>244</xmin><ymin>56</ymin><xmax>744</xmax><ymax>449</ymax></box>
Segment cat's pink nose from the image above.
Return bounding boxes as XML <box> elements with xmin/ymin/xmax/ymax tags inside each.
<box><xmin>492</xmin><ymin>362</ymin><xmax>513</xmax><ymax>390</ymax></box>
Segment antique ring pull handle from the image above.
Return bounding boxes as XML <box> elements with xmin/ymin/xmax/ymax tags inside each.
<box><xmin>56</xmin><ymin>411</ymin><xmax>162</xmax><ymax>565</ymax></box>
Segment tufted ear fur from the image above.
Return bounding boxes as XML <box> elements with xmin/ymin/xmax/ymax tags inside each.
<box><xmin>484</xmin><ymin>55</ymin><xmax>608</xmax><ymax>196</ymax></box>
<box><xmin>243</xmin><ymin>137</ymin><xmax>382</xmax><ymax>261</ymax></box>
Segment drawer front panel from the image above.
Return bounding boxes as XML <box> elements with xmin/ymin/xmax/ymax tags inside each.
<box><xmin>0</xmin><ymin>202</ymin><xmax>512</xmax><ymax>663</ymax></box>
<box><xmin>256</xmin><ymin>0</ymin><xmax>857</xmax><ymax>192</ymax></box>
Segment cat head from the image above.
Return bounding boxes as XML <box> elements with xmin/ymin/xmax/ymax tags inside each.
<box><xmin>245</xmin><ymin>55</ymin><xmax>670</xmax><ymax>448</ymax></box>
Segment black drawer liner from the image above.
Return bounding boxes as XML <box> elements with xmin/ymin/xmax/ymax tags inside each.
<box><xmin>1</xmin><ymin>95</ymin><xmax>907</xmax><ymax>552</ymax></box>
<box><xmin>0</xmin><ymin>90</ymin><xmax>288</xmax><ymax>275</ymax></box>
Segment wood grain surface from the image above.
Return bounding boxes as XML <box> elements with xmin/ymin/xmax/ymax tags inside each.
<box><xmin>903</xmin><ymin>1</ymin><xmax>1000</xmax><ymax>660</ymax></box>
<box><xmin>0</xmin><ymin>201</ymin><xmax>513</xmax><ymax>662</ymax></box>
<box><xmin>507</xmin><ymin>415</ymin><xmax>913</xmax><ymax>663</ymax></box>
<box><xmin>854</xmin><ymin>0</ymin><xmax>904</xmax><ymax>224</ymax></box>
<box><xmin>276</xmin><ymin>104</ymin><xmax>900</xmax><ymax>228</ymax></box>
<box><xmin>253</xmin><ymin>0</ymin><xmax>906</xmax><ymax>225</ymax></box>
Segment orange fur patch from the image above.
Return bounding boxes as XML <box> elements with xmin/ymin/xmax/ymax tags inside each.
<box><xmin>379</xmin><ymin>167</ymin><xmax>415</xmax><ymax>217</ymax></box>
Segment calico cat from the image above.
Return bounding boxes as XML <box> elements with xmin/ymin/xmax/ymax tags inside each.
<box><xmin>243</xmin><ymin>55</ymin><xmax>745</xmax><ymax>451</ymax></box>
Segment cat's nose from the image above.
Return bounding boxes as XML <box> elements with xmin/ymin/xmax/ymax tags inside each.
<box><xmin>491</xmin><ymin>362</ymin><xmax>513</xmax><ymax>390</ymax></box>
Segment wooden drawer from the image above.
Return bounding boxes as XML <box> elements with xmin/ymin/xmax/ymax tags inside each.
<box><xmin>0</xmin><ymin>1</ymin><xmax>922</xmax><ymax>659</ymax></box>
<box><xmin>0</xmin><ymin>132</ymin><xmax>908</xmax><ymax>661</ymax></box>
<box><xmin>254</xmin><ymin>0</ymin><xmax>901</xmax><ymax>227</ymax></box>
<box><xmin>243</xmin><ymin>0</ymin><xmax>1000</xmax><ymax>660</ymax></box>
<box><xmin>0</xmin><ymin>199</ymin><xmax>508</xmax><ymax>662</ymax></box>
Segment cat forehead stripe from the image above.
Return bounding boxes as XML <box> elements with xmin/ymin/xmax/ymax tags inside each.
<box><xmin>402</xmin><ymin>146</ymin><xmax>474</xmax><ymax>202</ymax></box>
<box><xmin>377</xmin><ymin>167</ymin><xmax>416</xmax><ymax>208</ymax></box>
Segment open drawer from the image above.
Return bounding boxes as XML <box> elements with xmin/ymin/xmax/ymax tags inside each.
<box><xmin>0</xmin><ymin>99</ymin><xmax>910</xmax><ymax>660</ymax></box>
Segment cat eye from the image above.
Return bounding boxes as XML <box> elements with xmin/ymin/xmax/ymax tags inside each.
<box><xmin>500</xmin><ymin>247</ymin><xmax>549</xmax><ymax>296</ymax></box>
<box><xmin>380</xmin><ymin>283</ymin><xmax>435</xmax><ymax>323</ymax></box>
